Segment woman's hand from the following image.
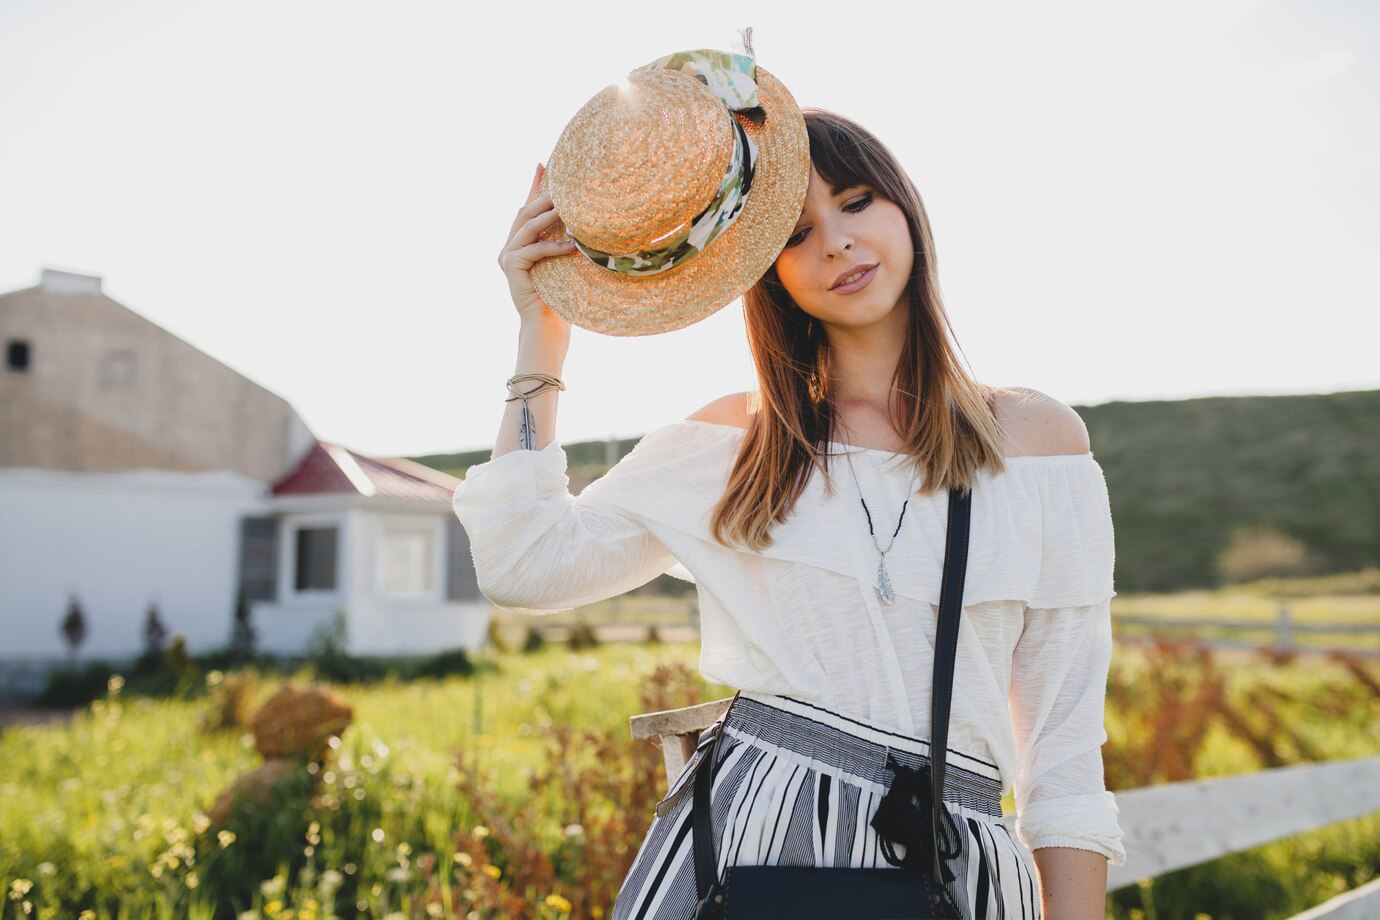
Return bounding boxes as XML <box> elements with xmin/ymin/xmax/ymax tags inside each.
<box><xmin>497</xmin><ymin>163</ymin><xmax>578</xmax><ymax>329</ymax></box>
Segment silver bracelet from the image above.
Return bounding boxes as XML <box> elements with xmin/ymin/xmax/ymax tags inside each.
<box><xmin>505</xmin><ymin>373</ymin><xmax>565</xmax><ymax>450</ymax></box>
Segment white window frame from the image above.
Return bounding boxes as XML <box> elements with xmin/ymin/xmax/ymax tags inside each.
<box><xmin>281</xmin><ymin>513</ymin><xmax>345</xmax><ymax>602</ymax></box>
<box><xmin>373</xmin><ymin>516</ymin><xmax>444</xmax><ymax>602</ymax></box>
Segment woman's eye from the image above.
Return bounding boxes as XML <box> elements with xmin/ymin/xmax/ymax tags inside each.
<box><xmin>845</xmin><ymin>193</ymin><xmax>873</xmax><ymax>212</ymax></box>
<box><xmin>783</xmin><ymin>193</ymin><xmax>873</xmax><ymax>248</ymax></box>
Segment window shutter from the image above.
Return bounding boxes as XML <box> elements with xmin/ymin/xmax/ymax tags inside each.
<box><xmin>238</xmin><ymin>516</ymin><xmax>279</xmax><ymax>601</ymax></box>
<box><xmin>446</xmin><ymin>519</ymin><xmax>479</xmax><ymax>600</ymax></box>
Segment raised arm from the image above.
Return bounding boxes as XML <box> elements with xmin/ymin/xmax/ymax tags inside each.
<box><xmin>491</xmin><ymin>161</ymin><xmax>579</xmax><ymax>461</ymax></box>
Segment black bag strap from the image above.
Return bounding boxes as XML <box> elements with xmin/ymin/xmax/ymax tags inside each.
<box><xmin>928</xmin><ymin>484</ymin><xmax>972</xmax><ymax>880</ymax></box>
<box><xmin>692</xmin><ymin>485</ymin><xmax>972</xmax><ymax>913</ymax></box>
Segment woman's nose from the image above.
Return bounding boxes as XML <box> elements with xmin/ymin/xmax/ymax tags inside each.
<box><xmin>820</xmin><ymin>221</ymin><xmax>854</xmax><ymax>258</ymax></box>
<box><xmin>825</xmin><ymin>238</ymin><xmax>853</xmax><ymax>258</ymax></box>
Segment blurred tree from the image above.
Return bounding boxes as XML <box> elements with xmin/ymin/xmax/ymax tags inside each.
<box><xmin>229</xmin><ymin>590</ymin><xmax>257</xmax><ymax>662</ymax></box>
<box><xmin>140</xmin><ymin>601</ymin><xmax>168</xmax><ymax>671</ymax></box>
<box><xmin>59</xmin><ymin>594</ymin><xmax>87</xmax><ymax>666</ymax></box>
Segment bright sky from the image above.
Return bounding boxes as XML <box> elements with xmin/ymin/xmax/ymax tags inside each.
<box><xmin>1</xmin><ymin>0</ymin><xmax>1376</xmax><ymax>457</ymax></box>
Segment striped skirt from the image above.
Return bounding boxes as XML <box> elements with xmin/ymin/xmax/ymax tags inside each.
<box><xmin>610</xmin><ymin>691</ymin><xmax>1041</xmax><ymax>920</ymax></box>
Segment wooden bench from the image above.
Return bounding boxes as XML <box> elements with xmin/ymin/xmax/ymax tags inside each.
<box><xmin>631</xmin><ymin>698</ymin><xmax>1380</xmax><ymax>918</ymax></box>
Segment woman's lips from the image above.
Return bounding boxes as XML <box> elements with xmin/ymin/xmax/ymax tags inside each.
<box><xmin>832</xmin><ymin>264</ymin><xmax>878</xmax><ymax>294</ymax></box>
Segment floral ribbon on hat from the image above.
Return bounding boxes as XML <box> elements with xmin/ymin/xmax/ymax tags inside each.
<box><xmin>572</xmin><ymin>49</ymin><xmax>763</xmax><ymax>277</ymax></box>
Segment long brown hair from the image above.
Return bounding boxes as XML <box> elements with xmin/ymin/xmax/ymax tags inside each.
<box><xmin>708</xmin><ymin>108</ymin><xmax>1009</xmax><ymax>552</ymax></box>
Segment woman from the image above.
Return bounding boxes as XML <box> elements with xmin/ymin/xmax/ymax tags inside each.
<box><xmin>456</xmin><ymin>107</ymin><xmax>1126</xmax><ymax>919</ymax></box>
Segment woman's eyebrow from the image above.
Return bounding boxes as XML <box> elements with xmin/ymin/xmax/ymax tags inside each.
<box><xmin>793</xmin><ymin>183</ymin><xmax>864</xmax><ymax>230</ymax></box>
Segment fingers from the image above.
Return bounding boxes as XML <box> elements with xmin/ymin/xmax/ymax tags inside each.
<box><xmin>497</xmin><ymin>162</ymin><xmax>577</xmax><ymax>273</ymax></box>
<box><xmin>505</xmin><ymin>196</ymin><xmax>564</xmax><ymax>254</ymax></box>
<box><xmin>510</xmin><ymin>190</ymin><xmax>555</xmax><ymax>240</ymax></box>
<box><xmin>498</xmin><ymin>236</ymin><xmax>577</xmax><ymax>273</ymax></box>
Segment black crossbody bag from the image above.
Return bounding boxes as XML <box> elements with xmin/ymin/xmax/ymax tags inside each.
<box><xmin>690</xmin><ymin>486</ymin><xmax>972</xmax><ymax>920</ymax></box>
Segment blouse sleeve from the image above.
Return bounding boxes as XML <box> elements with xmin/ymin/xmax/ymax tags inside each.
<box><xmin>1008</xmin><ymin>598</ymin><xmax>1127</xmax><ymax>866</ymax></box>
<box><xmin>1003</xmin><ymin>451</ymin><xmax>1127</xmax><ymax>863</ymax></box>
<box><xmin>450</xmin><ymin>438</ymin><xmax>679</xmax><ymax>615</ymax></box>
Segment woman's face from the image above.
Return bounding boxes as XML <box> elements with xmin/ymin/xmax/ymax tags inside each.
<box><xmin>772</xmin><ymin>165</ymin><xmax>914</xmax><ymax>331</ymax></box>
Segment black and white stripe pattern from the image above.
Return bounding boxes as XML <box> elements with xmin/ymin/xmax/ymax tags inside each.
<box><xmin>611</xmin><ymin>691</ymin><xmax>1041</xmax><ymax>920</ymax></box>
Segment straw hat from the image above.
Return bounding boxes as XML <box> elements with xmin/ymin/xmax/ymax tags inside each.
<box><xmin>529</xmin><ymin>39</ymin><xmax>810</xmax><ymax>336</ymax></box>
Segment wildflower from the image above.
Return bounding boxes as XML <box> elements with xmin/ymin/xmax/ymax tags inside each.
<box><xmin>544</xmin><ymin>893</ymin><xmax>573</xmax><ymax>912</ymax></box>
<box><xmin>453</xmin><ymin>852</ymin><xmax>473</xmax><ymax>867</ymax></box>
<box><xmin>191</xmin><ymin>813</ymin><xmax>211</xmax><ymax>835</ymax></box>
<box><xmin>320</xmin><ymin>870</ymin><xmax>343</xmax><ymax>889</ymax></box>
<box><xmin>186</xmin><ymin>871</ymin><xmax>200</xmax><ymax>890</ymax></box>
<box><xmin>481</xmin><ymin>864</ymin><xmax>502</xmax><ymax>879</ymax></box>
<box><xmin>218</xmin><ymin>830</ymin><xmax>237</xmax><ymax>848</ymax></box>
<box><xmin>9</xmin><ymin>879</ymin><xmax>33</xmax><ymax>899</ymax></box>
<box><xmin>564</xmin><ymin>824</ymin><xmax>584</xmax><ymax>838</ymax></box>
<box><xmin>472</xmin><ymin>825</ymin><xmax>490</xmax><ymax>839</ymax></box>
<box><xmin>371</xmin><ymin>827</ymin><xmax>385</xmax><ymax>844</ymax></box>
<box><xmin>35</xmin><ymin>864</ymin><xmax>55</xmax><ymax>878</ymax></box>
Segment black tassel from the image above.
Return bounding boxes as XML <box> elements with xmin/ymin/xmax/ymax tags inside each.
<box><xmin>869</xmin><ymin>753</ymin><xmax>957</xmax><ymax>884</ymax></box>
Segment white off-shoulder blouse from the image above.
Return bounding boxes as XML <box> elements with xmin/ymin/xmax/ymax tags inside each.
<box><xmin>451</xmin><ymin>418</ymin><xmax>1127</xmax><ymax>865</ymax></box>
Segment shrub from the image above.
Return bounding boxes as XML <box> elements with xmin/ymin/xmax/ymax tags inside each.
<box><xmin>410</xmin><ymin>648</ymin><xmax>475</xmax><ymax>681</ymax></box>
<box><xmin>34</xmin><ymin>660</ymin><xmax>116</xmax><ymax>708</ymax></box>
<box><xmin>567</xmin><ymin>623</ymin><xmax>600</xmax><ymax>651</ymax></box>
<box><xmin>1217</xmin><ymin>523</ymin><xmax>1318</xmax><ymax>583</ymax></box>
<box><xmin>199</xmin><ymin>671</ymin><xmax>258</xmax><ymax>734</ymax></box>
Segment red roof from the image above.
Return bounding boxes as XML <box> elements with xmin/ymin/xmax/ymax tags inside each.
<box><xmin>272</xmin><ymin>441</ymin><xmax>460</xmax><ymax>500</ymax></box>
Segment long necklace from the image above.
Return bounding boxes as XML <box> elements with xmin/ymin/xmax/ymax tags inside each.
<box><xmin>829</xmin><ymin>430</ymin><xmax>920</xmax><ymax>606</ymax></box>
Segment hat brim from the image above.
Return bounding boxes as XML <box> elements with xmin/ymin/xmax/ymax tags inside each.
<box><xmin>529</xmin><ymin>65</ymin><xmax>810</xmax><ymax>337</ymax></box>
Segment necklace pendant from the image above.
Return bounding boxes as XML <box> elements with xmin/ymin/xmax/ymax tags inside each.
<box><xmin>876</xmin><ymin>558</ymin><xmax>895</xmax><ymax>605</ymax></box>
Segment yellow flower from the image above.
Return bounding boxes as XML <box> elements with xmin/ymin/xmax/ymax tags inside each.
<box><xmin>218</xmin><ymin>830</ymin><xmax>237</xmax><ymax>848</ymax></box>
<box><xmin>544</xmin><ymin>893</ymin><xmax>573</xmax><ymax>912</ymax></box>
<box><xmin>481</xmin><ymin>864</ymin><xmax>502</xmax><ymax>879</ymax></box>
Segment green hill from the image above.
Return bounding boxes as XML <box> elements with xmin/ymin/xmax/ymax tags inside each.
<box><xmin>1080</xmin><ymin>388</ymin><xmax>1380</xmax><ymax>592</ymax></box>
<box><xmin>416</xmin><ymin>389</ymin><xmax>1380</xmax><ymax>593</ymax></box>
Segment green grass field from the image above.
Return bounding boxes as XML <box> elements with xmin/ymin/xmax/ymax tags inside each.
<box><xmin>1</xmin><ymin>625</ymin><xmax>1376</xmax><ymax>918</ymax></box>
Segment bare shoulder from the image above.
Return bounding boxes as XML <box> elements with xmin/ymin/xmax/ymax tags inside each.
<box><xmin>991</xmin><ymin>386</ymin><xmax>1091</xmax><ymax>456</ymax></box>
<box><xmin>685</xmin><ymin>390</ymin><xmax>757</xmax><ymax>429</ymax></box>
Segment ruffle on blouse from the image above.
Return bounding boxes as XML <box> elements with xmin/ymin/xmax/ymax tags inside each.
<box><xmin>577</xmin><ymin>420</ymin><xmax>1117</xmax><ymax>610</ymax></box>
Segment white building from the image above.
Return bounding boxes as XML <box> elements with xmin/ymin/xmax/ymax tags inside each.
<box><xmin>0</xmin><ymin>269</ymin><xmax>487</xmax><ymax>695</ymax></box>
